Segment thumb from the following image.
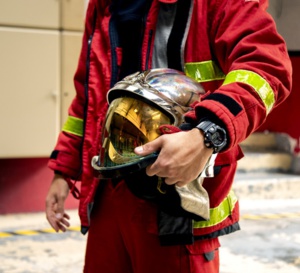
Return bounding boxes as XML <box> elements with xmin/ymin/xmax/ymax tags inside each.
<box><xmin>134</xmin><ymin>138</ymin><xmax>162</xmax><ymax>156</ymax></box>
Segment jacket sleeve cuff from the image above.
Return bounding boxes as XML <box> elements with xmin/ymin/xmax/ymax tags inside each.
<box><xmin>190</xmin><ymin>94</ymin><xmax>245</xmax><ymax>151</ymax></box>
<box><xmin>48</xmin><ymin>150</ymin><xmax>81</xmax><ymax>180</ymax></box>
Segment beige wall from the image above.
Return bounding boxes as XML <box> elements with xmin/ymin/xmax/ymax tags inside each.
<box><xmin>0</xmin><ymin>0</ymin><xmax>85</xmax><ymax>158</ymax></box>
<box><xmin>268</xmin><ymin>0</ymin><xmax>300</xmax><ymax>51</ymax></box>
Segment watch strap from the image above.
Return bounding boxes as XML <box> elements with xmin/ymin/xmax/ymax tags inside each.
<box><xmin>196</xmin><ymin>120</ymin><xmax>227</xmax><ymax>153</ymax></box>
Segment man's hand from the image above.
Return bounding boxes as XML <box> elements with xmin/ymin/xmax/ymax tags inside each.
<box><xmin>45</xmin><ymin>174</ymin><xmax>71</xmax><ymax>232</ymax></box>
<box><xmin>134</xmin><ymin>128</ymin><xmax>213</xmax><ymax>187</ymax></box>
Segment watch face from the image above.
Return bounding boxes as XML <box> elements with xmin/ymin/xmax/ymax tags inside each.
<box><xmin>211</xmin><ymin>131</ymin><xmax>224</xmax><ymax>146</ymax></box>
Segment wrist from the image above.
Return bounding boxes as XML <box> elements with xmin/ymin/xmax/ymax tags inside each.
<box><xmin>191</xmin><ymin>128</ymin><xmax>214</xmax><ymax>154</ymax></box>
<box><xmin>53</xmin><ymin>171</ymin><xmax>80</xmax><ymax>199</ymax></box>
<box><xmin>54</xmin><ymin>171</ymin><xmax>64</xmax><ymax>179</ymax></box>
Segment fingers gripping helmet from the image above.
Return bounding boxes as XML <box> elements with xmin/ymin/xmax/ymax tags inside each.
<box><xmin>92</xmin><ymin>68</ymin><xmax>205</xmax><ymax>179</ymax></box>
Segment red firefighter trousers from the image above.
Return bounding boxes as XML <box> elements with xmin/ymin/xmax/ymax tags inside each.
<box><xmin>84</xmin><ymin>180</ymin><xmax>220</xmax><ymax>273</ymax></box>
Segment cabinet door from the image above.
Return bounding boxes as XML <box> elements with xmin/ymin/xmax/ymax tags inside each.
<box><xmin>61</xmin><ymin>0</ymin><xmax>86</xmax><ymax>31</ymax></box>
<box><xmin>268</xmin><ymin>0</ymin><xmax>300</xmax><ymax>50</ymax></box>
<box><xmin>0</xmin><ymin>27</ymin><xmax>60</xmax><ymax>158</ymax></box>
<box><xmin>0</xmin><ymin>0</ymin><xmax>60</xmax><ymax>29</ymax></box>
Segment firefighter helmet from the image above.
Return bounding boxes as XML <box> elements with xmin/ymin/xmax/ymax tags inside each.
<box><xmin>91</xmin><ymin>68</ymin><xmax>205</xmax><ymax>179</ymax></box>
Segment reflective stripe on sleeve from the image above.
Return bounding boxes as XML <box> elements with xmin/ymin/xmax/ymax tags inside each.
<box><xmin>222</xmin><ymin>69</ymin><xmax>275</xmax><ymax>114</ymax></box>
<box><xmin>62</xmin><ymin>116</ymin><xmax>84</xmax><ymax>137</ymax></box>
<box><xmin>184</xmin><ymin>61</ymin><xmax>225</xmax><ymax>82</ymax></box>
<box><xmin>193</xmin><ymin>190</ymin><xmax>238</xmax><ymax>229</ymax></box>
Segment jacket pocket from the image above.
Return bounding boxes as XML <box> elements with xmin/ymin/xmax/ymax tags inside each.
<box><xmin>183</xmin><ymin>238</ymin><xmax>220</xmax><ymax>273</ymax></box>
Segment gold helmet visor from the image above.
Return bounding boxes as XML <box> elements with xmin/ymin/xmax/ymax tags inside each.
<box><xmin>92</xmin><ymin>97</ymin><xmax>171</xmax><ymax>178</ymax></box>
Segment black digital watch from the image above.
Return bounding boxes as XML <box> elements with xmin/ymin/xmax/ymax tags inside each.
<box><xmin>196</xmin><ymin>120</ymin><xmax>227</xmax><ymax>153</ymax></box>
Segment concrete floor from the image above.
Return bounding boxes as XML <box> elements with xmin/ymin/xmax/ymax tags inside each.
<box><xmin>1</xmin><ymin>198</ymin><xmax>300</xmax><ymax>273</ymax></box>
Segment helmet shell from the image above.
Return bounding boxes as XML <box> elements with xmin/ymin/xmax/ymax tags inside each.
<box><xmin>107</xmin><ymin>68</ymin><xmax>205</xmax><ymax>126</ymax></box>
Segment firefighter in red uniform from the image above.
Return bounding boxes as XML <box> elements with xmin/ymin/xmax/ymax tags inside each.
<box><xmin>45</xmin><ymin>0</ymin><xmax>292</xmax><ymax>272</ymax></box>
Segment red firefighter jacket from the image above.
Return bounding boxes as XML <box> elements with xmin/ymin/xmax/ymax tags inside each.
<box><xmin>48</xmin><ymin>0</ymin><xmax>292</xmax><ymax>236</ymax></box>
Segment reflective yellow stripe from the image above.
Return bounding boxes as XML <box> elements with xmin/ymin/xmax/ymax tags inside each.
<box><xmin>222</xmin><ymin>69</ymin><xmax>275</xmax><ymax>114</ymax></box>
<box><xmin>0</xmin><ymin>232</ymin><xmax>12</xmax><ymax>238</ymax></box>
<box><xmin>184</xmin><ymin>61</ymin><xmax>225</xmax><ymax>82</ymax></box>
<box><xmin>14</xmin><ymin>230</ymin><xmax>40</xmax><ymax>236</ymax></box>
<box><xmin>62</xmin><ymin>116</ymin><xmax>84</xmax><ymax>137</ymax></box>
<box><xmin>193</xmin><ymin>190</ymin><xmax>238</xmax><ymax>229</ymax></box>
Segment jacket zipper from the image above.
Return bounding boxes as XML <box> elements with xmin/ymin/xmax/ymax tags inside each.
<box><xmin>145</xmin><ymin>29</ymin><xmax>153</xmax><ymax>70</ymax></box>
<box><xmin>78</xmin><ymin>8</ymin><xmax>97</xmax><ymax>179</ymax></box>
<box><xmin>140</xmin><ymin>0</ymin><xmax>153</xmax><ymax>71</ymax></box>
<box><xmin>109</xmin><ymin>16</ymin><xmax>119</xmax><ymax>87</ymax></box>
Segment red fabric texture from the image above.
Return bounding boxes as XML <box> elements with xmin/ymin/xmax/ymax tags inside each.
<box><xmin>186</xmin><ymin>0</ymin><xmax>292</xmax><ymax>148</ymax></box>
<box><xmin>159</xmin><ymin>124</ymin><xmax>182</xmax><ymax>134</ymax></box>
<box><xmin>257</xmin><ymin>56</ymin><xmax>300</xmax><ymax>153</ymax></box>
<box><xmin>194</xmin><ymin>163</ymin><xmax>240</xmax><ymax>236</ymax></box>
<box><xmin>48</xmin><ymin>0</ymin><xmax>292</xmax><ymax>233</ymax></box>
<box><xmin>84</xmin><ymin>181</ymin><xmax>220</xmax><ymax>273</ymax></box>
